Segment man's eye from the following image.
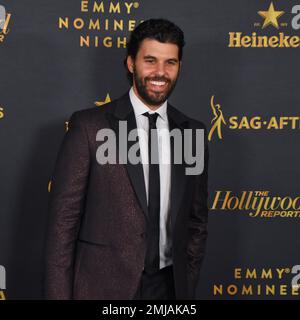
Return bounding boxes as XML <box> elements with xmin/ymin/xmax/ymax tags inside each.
<box><xmin>145</xmin><ymin>60</ymin><xmax>155</xmax><ymax>63</ymax></box>
<box><xmin>168</xmin><ymin>61</ymin><xmax>176</xmax><ymax>65</ymax></box>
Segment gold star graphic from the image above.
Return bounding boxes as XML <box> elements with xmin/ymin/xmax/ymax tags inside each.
<box><xmin>94</xmin><ymin>93</ymin><xmax>111</xmax><ymax>106</ymax></box>
<box><xmin>258</xmin><ymin>2</ymin><xmax>284</xmax><ymax>29</ymax></box>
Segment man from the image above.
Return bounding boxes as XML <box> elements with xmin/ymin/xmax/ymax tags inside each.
<box><xmin>45</xmin><ymin>18</ymin><xmax>209</xmax><ymax>300</ymax></box>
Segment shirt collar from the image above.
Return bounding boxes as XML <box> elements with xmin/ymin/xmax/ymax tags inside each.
<box><xmin>129</xmin><ymin>87</ymin><xmax>168</xmax><ymax>121</ymax></box>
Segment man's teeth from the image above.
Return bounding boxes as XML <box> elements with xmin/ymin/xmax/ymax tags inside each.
<box><xmin>150</xmin><ymin>81</ymin><xmax>166</xmax><ymax>86</ymax></box>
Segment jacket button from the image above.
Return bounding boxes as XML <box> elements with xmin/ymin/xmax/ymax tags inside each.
<box><xmin>140</xmin><ymin>232</ymin><xmax>145</xmax><ymax>238</ymax></box>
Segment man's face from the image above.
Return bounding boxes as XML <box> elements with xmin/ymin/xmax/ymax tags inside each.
<box><xmin>127</xmin><ymin>39</ymin><xmax>181</xmax><ymax>109</ymax></box>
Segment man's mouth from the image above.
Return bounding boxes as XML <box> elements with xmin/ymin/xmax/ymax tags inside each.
<box><xmin>147</xmin><ymin>80</ymin><xmax>168</xmax><ymax>92</ymax></box>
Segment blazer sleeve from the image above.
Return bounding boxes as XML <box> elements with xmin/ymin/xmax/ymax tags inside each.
<box><xmin>44</xmin><ymin>111</ymin><xmax>90</xmax><ymax>299</ymax></box>
<box><xmin>187</xmin><ymin>124</ymin><xmax>209</xmax><ymax>298</ymax></box>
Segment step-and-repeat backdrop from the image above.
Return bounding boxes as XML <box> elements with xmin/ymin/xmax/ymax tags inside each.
<box><xmin>1</xmin><ymin>0</ymin><xmax>300</xmax><ymax>299</ymax></box>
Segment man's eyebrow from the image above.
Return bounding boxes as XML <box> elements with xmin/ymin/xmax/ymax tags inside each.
<box><xmin>143</xmin><ymin>55</ymin><xmax>157</xmax><ymax>59</ymax></box>
<box><xmin>167</xmin><ymin>58</ymin><xmax>179</xmax><ymax>62</ymax></box>
<box><xmin>143</xmin><ymin>55</ymin><xmax>179</xmax><ymax>62</ymax></box>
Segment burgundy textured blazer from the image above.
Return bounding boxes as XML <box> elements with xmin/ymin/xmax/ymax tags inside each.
<box><xmin>44</xmin><ymin>91</ymin><xmax>209</xmax><ymax>300</ymax></box>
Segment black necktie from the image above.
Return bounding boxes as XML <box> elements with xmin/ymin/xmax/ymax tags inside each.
<box><xmin>143</xmin><ymin>112</ymin><xmax>160</xmax><ymax>274</ymax></box>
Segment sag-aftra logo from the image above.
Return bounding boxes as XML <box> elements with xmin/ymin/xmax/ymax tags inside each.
<box><xmin>208</xmin><ymin>95</ymin><xmax>300</xmax><ymax>141</ymax></box>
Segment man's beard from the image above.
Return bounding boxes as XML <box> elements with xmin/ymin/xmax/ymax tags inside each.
<box><xmin>133</xmin><ymin>67</ymin><xmax>178</xmax><ymax>107</ymax></box>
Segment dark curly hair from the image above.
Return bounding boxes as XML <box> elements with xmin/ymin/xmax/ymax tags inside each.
<box><xmin>124</xmin><ymin>18</ymin><xmax>185</xmax><ymax>83</ymax></box>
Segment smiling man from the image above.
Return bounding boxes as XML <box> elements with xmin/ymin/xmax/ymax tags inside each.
<box><xmin>127</xmin><ymin>38</ymin><xmax>179</xmax><ymax>108</ymax></box>
<box><xmin>45</xmin><ymin>19</ymin><xmax>209</xmax><ymax>300</ymax></box>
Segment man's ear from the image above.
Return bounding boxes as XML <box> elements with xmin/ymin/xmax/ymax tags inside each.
<box><xmin>126</xmin><ymin>56</ymin><xmax>134</xmax><ymax>74</ymax></box>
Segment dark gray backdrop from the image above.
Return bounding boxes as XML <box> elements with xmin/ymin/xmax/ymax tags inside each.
<box><xmin>1</xmin><ymin>0</ymin><xmax>299</xmax><ymax>299</ymax></box>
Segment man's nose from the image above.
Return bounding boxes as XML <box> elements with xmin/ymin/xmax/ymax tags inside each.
<box><xmin>154</xmin><ymin>62</ymin><xmax>166</xmax><ymax>76</ymax></box>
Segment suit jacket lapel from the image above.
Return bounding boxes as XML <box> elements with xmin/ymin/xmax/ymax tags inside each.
<box><xmin>105</xmin><ymin>92</ymin><xmax>190</xmax><ymax>227</ymax></box>
<box><xmin>105</xmin><ymin>92</ymin><xmax>148</xmax><ymax>219</ymax></box>
<box><xmin>167</xmin><ymin>104</ymin><xmax>189</xmax><ymax>231</ymax></box>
